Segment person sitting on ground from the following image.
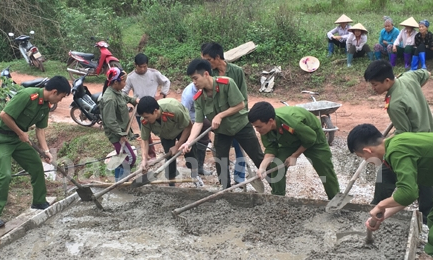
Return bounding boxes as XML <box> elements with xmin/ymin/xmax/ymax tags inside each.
<box><xmin>391</xmin><ymin>17</ymin><xmax>418</xmax><ymax>69</ymax></box>
<box><xmin>412</xmin><ymin>19</ymin><xmax>433</xmax><ymax>70</ymax></box>
<box><xmin>0</xmin><ymin>76</ymin><xmax>71</xmax><ymax>228</ymax></box>
<box><xmin>347</xmin><ymin>123</ymin><xmax>433</xmax><ymax>257</ymax></box>
<box><xmin>138</xmin><ymin>96</ymin><xmax>203</xmax><ymax>187</ymax></box>
<box><xmin>100</xmin><ymin>68</ymin><xmax>139</xmax><ymax>182</ymax></box>
<box><xmin>248</xmin><ymin>101</ymin><xmax>340</xmax><ymax>199</ymax></box>
<box><xmin>326</xmin><ymin>14</ymin><xmax>353</xmax><ymax>57</ymax></box>
<box><xmin>374</xmin><ymin>16</ymin><xmax>400</xmax><ymax>61</ymax></box>
<box><xmin>346</xmin><ymin>23</ymin><xmax>373</xmax><ymax>67</ymax></box>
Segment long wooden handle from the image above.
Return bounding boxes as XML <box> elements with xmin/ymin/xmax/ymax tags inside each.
<box><xmin>172</xmin><ymin>164</ymin><xmax>284</xmax><ymax>216</ymax></box>
<box><xmin>84</xmin><ymin>178</ymin><xmax>195</xmax><ymax>188</ymax></box>
<box><xmin>341</xmin><ymin>122</ymin><xmax>394</xmax><ymax>197</ymax></box>
<box><xmin>93</xmin><ymin>153</ymin><xmax>168</xmax><ymax>200</ymax></box>
<box><xmin>366</xmin><ymin>213</ymin><xmax>384</xmax><ymax>243</ymax></box>
<box><xmin>119</xmin><ymin>104</ymin><xmax>138</xmax><ymax>151</ymax></box>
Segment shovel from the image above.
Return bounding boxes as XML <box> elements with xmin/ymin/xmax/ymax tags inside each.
<box><xmin>336</xmin><ymin>213</ymin><xmax>383</xmax><ymax>244</ymax></box>
<box><xmin>325</xmin><ymin>122</ymin><xmax>393</xmax><ymax>213</ymax></box>
<box><xmin>31</xmin><ymin>142</ymin><xmax>98</xmax><ymax>205</ymax></box>
<box><xmin>106</xmin><ymin>104</ymin><xmax>137</xmax><ymax>171</ymax></box>
<box><xmin>131</xmin><ymin>127</ymin><xmax>212</xmax><ymax>188</ymax></box>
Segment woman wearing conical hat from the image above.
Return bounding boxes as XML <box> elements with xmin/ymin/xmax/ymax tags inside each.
<box><xmin>411</xmin><ymin>19</ymin><xmax>433</xmax><ymax>70</ymax></box>
<box><xmin>326</xmin><ymin>14</ymin><xmax>353</xmax><ymax>57</ymax></box>
<box><xmin>374</xmin><ymin>16</ymin><xmax>400</xmax><ymax>61</ymax></box>
<box><xmin>346</xmin><ymin>23</ymin><xmax>373</xmax><ymax>67</ymax></box>
<box><xmin>391</xmin><ymin>17</ymin><xmax>418</xmax><ymax>69</ymax></box>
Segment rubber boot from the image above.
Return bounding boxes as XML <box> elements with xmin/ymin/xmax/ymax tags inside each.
<box><xmin>411</xmin><ymin>55</ymin><xmax>419</xmax><ymax>70</ymax></box>
<box><xmin>390</xmin><ymin>53</ymin><xmax>397</xmax><ymax>67</ymax></box>
<box><xmin>367</xmin><ymin>52</ymin><xmax>374</xmax><ymax>61</ymax></box>
<box><xmin>419</xmin><ymin>52</ymin><xmax>427</xmax><ymax>69</ymax></box>
<box><xmin>347</xmin><ymin>53</ymin><xmax>354</xmax><ymax>67</ymax></box>
<box><xmin>403</xmin><ymin>53</ymin><xmax>412</xmax><ymax>69</ymax></box>
<box><xmin>374</xmin><ymin>51</ymin><xmax>381</xmax><ymax>60</ymax></box>
<box><xmin>327</xmin><ymin>42</ymin><xmax>334</xmax><ymax>57</ymax></box>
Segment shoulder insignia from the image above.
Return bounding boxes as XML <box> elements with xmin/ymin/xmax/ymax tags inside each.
<box><xmin>141</xmin><ymin>119</ymin><xmax>148</xmax><ymax>126</ymax></box>
<box><xmin>162</xmin><ymin>111</ymin><xmax>175</xmax><ymax>122</ymax></box>
<box><xmin>193</xmin><ymin>89</ymin><xmax>203</xmax><ymax>101</ymax></box>
<box><xmin>38</xmin><ymin>98</ymin><xmax>44</xmax><ymax>105</ymax></box>
<box><xmin>384</xmin><ymin>95</ymin><xmax>391</xmax><ymax>110</ymax></box>
<box><xmin>30</xmin><ymin>93</ymin><xmax>39</xmax><ymax>101</ymax></box>
<box><xmin>216</xmin><ymin>77</ymin><xmax>229</xmax><ymax>85</ymax></box>
<box><xmin>281</xmin><ymin>124</ymin><xmax>295</xmax><ymax>134</ymax></box>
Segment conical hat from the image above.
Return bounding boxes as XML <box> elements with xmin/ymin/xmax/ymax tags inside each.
<box><xmin>400</xmin><ymin>17</ymin><xmax>419</xmax><ymax>28</ymax></box>
<box><xmin>348</xmin><ymin>23</ymin><xmax>368</xmax><ymax>33</ymax></box>
<box><xmin>299</xmin><ymin>56</ymin><xmax>320</xmax><ymax>73</ymax></box>
<box><xmin>335</xmin><ymin>14</ymin><xmax>353</xmax><ymax>24</ymax></box>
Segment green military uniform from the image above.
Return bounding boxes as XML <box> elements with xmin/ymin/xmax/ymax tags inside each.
<box><xmin>261</xmin><ymin>106</ymin><xmax>340</xmax><ymax>199</ymax></box>
<box><xmin>382</xmin><ymin>133</ymin><xmax>433</xmax><ymax>255</ymax></box>
<box><xmin>140</xmin><ymin>98</ymin><xmax>195</xmax><ymax>180</ymax></box>
<box><xmin>194</xmin><ymin>77</ymin><xmax>263</xmax><ymax>188</ymax></box>
<box><xmin>0</xmin><ymin>88</ymin><xmax>50</xmax><ymax>216</ymax></box>
<box><xmin>212</xmin><ymin>62</ymin><xmax>248</xmax><ymax>108</ymax></box>
<box><xmin>99</xmin><ymin>87</ymin><xmax>137</xmax><ymax>143</ymax></box>
<box><xmin>373</xmin><ymin>69</ymin><xmax>433</xmax><ymax>224</ymax></box>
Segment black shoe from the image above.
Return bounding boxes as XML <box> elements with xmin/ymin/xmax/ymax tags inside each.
<box><xmin>31</xmin><ymin>201</ymin><xmax>50</xmax><ymax>210</ymax></box>
<box><xmin>0</xmin><ymin>219</ymin><xmax>5</xmax><ymax>228</ymax></box>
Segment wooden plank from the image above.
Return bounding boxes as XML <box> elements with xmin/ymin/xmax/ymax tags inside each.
<box><xmin>224</xmin><ymin>41</ymin><xmax>256</xmax><ymax>62</ymax></box>
<box><xmin>0</xmin><ymin>197</ymin><xmax>56</xmax><ymax>238</ymax></box>
<box><xmin>404</xmin><ymin>210</ymin><xmax>421</xmax><ymax>260</ymax></box>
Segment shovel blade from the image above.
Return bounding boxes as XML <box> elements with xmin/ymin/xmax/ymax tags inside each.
<box><xmin>76</xmin><ymin>187</ymin><xmax>95</xmax><ymax>201</ymax></box>
<box><xmin>106</xmin><ymin>154</ymin><xmax>128</xmax><ymax>171</ymax></box>
<box><xmin>250</xmin><ymin>178</ymin><xmax>265</xmax><ymax>193</ymax></box>
<box><xmin>325</xmin><ymin>193</ymin><xmax>354</xmax><ymax>213</ymax></box>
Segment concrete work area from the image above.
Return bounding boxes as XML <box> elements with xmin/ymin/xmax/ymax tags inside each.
<box><xmin>0</xmin><ymin>186</ymin><xmax>418</xmax><ymax>259</ymax></box>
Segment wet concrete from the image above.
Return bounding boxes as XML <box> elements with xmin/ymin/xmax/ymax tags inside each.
<box><xmin>1</xmin><ymin>187</ymin><xmax>410</xmax><ymax>259</ymax></box>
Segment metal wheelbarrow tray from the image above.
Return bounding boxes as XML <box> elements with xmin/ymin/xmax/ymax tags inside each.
<box><xmin>296</xmin><ymin>100</ymin><xmax>342</xmax><ymax>116</ymax></box>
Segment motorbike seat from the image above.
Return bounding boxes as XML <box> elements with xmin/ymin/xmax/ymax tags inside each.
<box><xmin>70</xmin><ymin>51</ymin><xmax>95</xmax><ymax>60</ymax></box>
<box><xmin>14</xmin><ymin>35</ymin><xmax>30</xmax><ymax>42</ymax></box>
<box><xmin>22</xmin><ymin>78</ymin><xmax>45</xmax><ymax>87</ymax></box>
<box><xmin>91</xmin><ymin>92</ymin><xmax>102</xmax><ymax>102</ymax></box>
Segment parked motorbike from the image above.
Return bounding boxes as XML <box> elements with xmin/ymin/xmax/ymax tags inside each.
<box><xmin>8</xmin><ymin>31</ymin><xmax>45</xmax><ymax>72</ymax></box>
<box><xmin>0</xmin><ymin>66</ymin><xmax>56</xmax><ymax>112</ymax></box>
<box><xmin>66</xmin><ymin>38</ymin><xmax>120</xmax><ymax>81</ymax></box>
<box><xmin>70</xmin><ymin>74</ymin><xmax>102</xmax><ymax>127</ymax></box>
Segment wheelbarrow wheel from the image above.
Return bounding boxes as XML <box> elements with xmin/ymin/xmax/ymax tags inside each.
<box><xmin>321</xmin><ymin>115</ymin><xmax>335</xmax><ymax>145</ymax></box>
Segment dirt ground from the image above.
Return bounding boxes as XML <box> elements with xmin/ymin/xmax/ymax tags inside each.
<box><xmin>0</xmin><ymin>187</ymin><xmax>411</xmax><ymax>260</ymax></box>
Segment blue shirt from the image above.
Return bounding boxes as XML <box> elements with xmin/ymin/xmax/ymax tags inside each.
<box><xmin>379</xmin><ymin>27</ymin><xmax>400</xmax><ymax>48</ymax></box>
<box><xmin>181</xmin><ymin>82</ymin><xmax>198</xmax><ymax>122</ymax></box>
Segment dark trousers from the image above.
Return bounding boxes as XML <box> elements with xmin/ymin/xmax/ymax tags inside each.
<box><xmin>328</xmin><ymin>38</ymin><xmax>346</xmax><ymax>49</ymax></box>
<box><xmin>414</xmin><ymin>43</ymin><xmax>433</xmax><ymax>59</ymax></box>
<box><xmin>136</xmin><ymin>116</ymin><xmax>156</xmax><ymax>158</ymax></box>
<box><xmin>196</xmin><ymin>119</ymin><xmax>211</xmax><ymax>171</ymax></box>
<box><xmin>214</xmin><ymin>123</ymin><xmax>264</xmax><ymax>188</ymax></box>
<box><xmin>161</xmin><ymin>131</ymin><xmax>196</xmax><ymax>185</ymax></box>
<box><xmin>372</xmin><ymin>164</ymin><xmax>433</xmax><ymax>224</ymax></box>
<box><xmin>348</xmin><ymin>44</ymin><xmax>372</xmax><ymax>57</ymax></box>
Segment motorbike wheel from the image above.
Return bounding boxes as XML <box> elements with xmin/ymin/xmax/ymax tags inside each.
<box><xmin>31</xmin><ymin>56</ymin><xmax>45</xmax><ymax>72</ymax></box>
<box><xmin>67</xmin><ymin>60</ymin><xmax>86</xmax><ymax>81</ymax></box>
<box><xmin>321</xmin><ymin>115</ymin><xmax>335</xmax><ymax>146</ymax></box>
<box><xmin>49</xmin><ymin>103</ymin><xmax>57</xmax><ymax>112</ymax></box>
<box><xmin>70</xmin><ymin>107</ymin><xmax>96</xmax><ymax>127</ymax></box>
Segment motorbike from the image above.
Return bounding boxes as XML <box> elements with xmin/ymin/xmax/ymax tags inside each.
<box><xmin>0</xmin><ymin>66</ymin><xmax>56</xmax><ymax>112</ymax></box>
<box><xmin>70</xmin><ymin>74</ymin><xmax>102</xmax><ymax>127</ymax></box>
<box><xmin>66</xmin><ymin>38</ymin><xmax>120</xmax><ymax>81</ymax></box>
<box><xmin>8</xmin><ymin>31</ymin><xmax>45</xmax><ymax>72</ymax></box>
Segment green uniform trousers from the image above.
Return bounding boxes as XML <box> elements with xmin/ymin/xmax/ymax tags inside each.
<box><xmin>0</xmin><ymin>134</ymin><xmax>47</xmax><ymax>216</ymax></box>
<box><xmin>267</xmin><ymin>142</ymin><xmax>340</xmax><ymax>200</ymax></box>
<box><xmin>214</xmin><ymin>123</ymin><xmax>264</xmax><ymax>189</ymax></box>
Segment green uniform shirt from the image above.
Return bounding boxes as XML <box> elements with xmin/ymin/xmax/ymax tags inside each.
<box><xmin>212</xmin><ymin>62</ymin><xmax>248</xmax><ymax>109</ymax></box>
<box><xmin>385</xmin><ymin>133</ymin><xmax>433</xmax><ymax>206</ymax></box>
<box><xmin>100</xmin><ymin>87</ymin><xmax>137</xmax><ymax>143</ymax></box>
<box><xmin>0</xmin><ymin>87</ymin><xmax>49</xmax><ymax>132</ymax></box>
<box><xmin>140</xmin><ymin>98</ymin><xmax>191</xmax><ymax>140</ymax></box>
<box><xmin>194</xmin><ymin>76</ymin><xmax>248</xmax><ymax>136</ymax></box>
<box><xmin>387</xmin><ymin>69</ymin><xmax>433</xmax><ymax>134</ymax></box>
<box><xmin>261</xmin><ymin>106</ymin><xmax>326</xmax><ymax>155</ymax></box>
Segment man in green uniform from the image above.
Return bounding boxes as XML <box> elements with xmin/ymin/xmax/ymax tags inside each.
<box><xmin>138</xmin><ymin>96</ymin><xmax>202</xmax><ymax>187</ymax></box>
<box><xmin>248</xmin><ymin>101</ymin><xmax>340</xmax><ymax>199</ymax></box>
<box><xmin>347</xmin><ymin>123</ymin><xmax>433</xmax><ymax>257</ymax></box>
<box><xmin>202</xmin><ymin>42</ymin><xmax>248</xmax><ymax>184</ymax></box>
<box><xmin>180</xmin><ymin>59</ymin><xmax>264</xmax><ymax>189</ymax></box>
<box><xmin>364</xmin><ymin>60</ymin><xmax>433</xmax><ymax>223</ymax></box>
<box><xmin>0</xmin><ymin>76</ymin><xmax>71</xmax><ymax>227</ymax></box>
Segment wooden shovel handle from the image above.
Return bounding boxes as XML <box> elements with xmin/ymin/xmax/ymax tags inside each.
<box><xmin>366</xmin><ymin>212</ymin><xmax>384</xmax><ymax>243</ymax></box>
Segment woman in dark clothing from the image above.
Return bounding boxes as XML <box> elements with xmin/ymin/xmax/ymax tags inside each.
<box><xmin>412</xmin><ymin>19</ymin><xmax>433</xmax><ymax>70</ymax></box>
